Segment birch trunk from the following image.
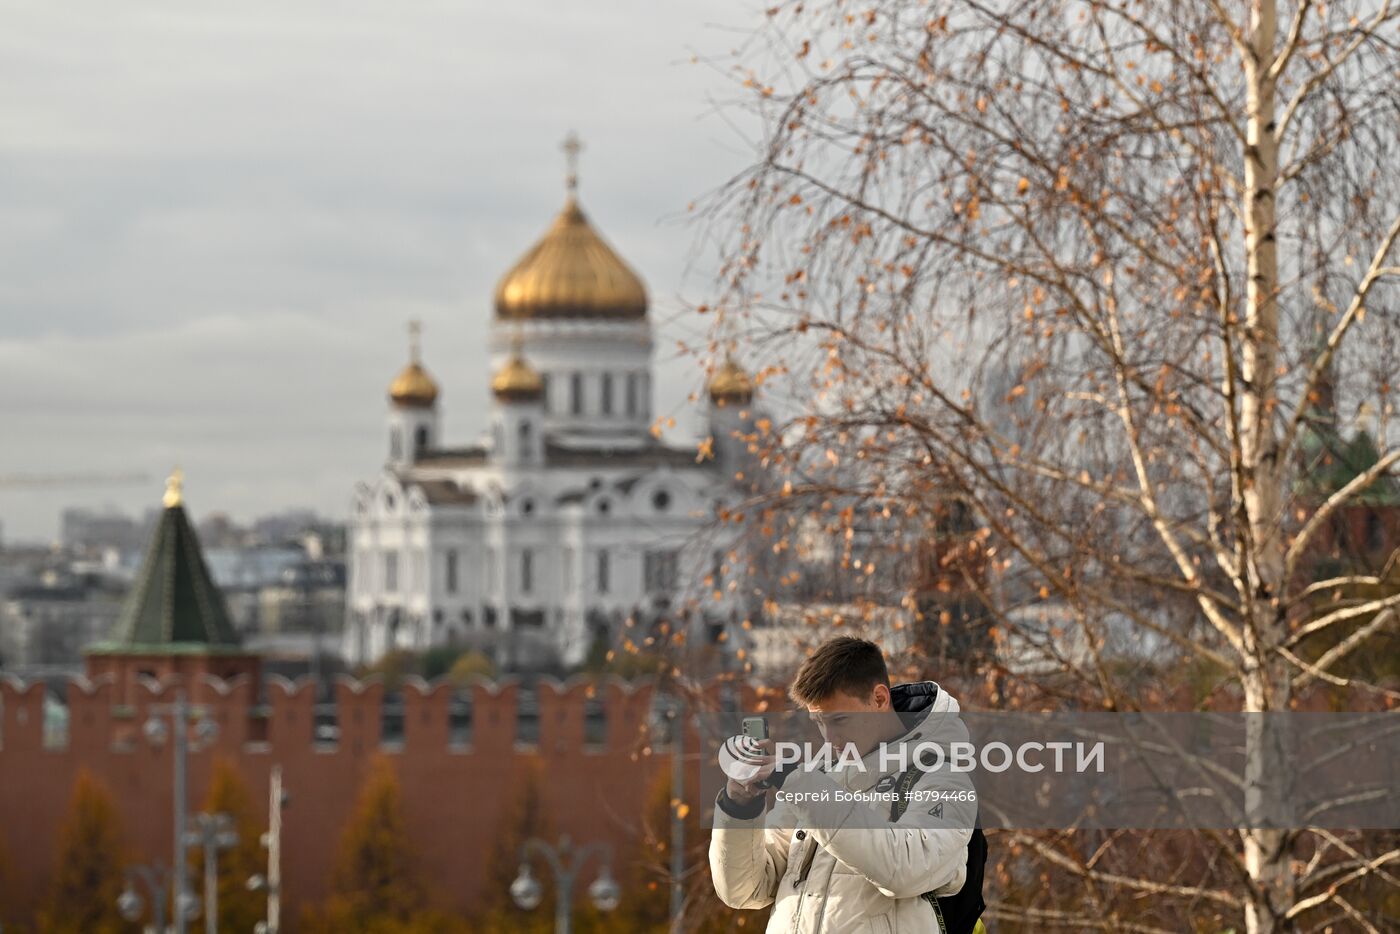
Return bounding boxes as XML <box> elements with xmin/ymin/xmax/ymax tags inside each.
<box><xmin>1241</xmin><ymin>2</ymin><xmax>1295</xmax><ymax>931</ymax></box>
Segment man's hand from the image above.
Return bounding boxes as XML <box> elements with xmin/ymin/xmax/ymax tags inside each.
<box><xmin>724</xmin><ymin>739</ymin><xmax>774</xmax><ymax>804</ymax></box>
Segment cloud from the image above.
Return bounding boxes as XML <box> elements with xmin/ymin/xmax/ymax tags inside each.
<box><xmin>0</xmin><ymin>0</ymin><xmax>759</xmax><ymax>540</ymax></box>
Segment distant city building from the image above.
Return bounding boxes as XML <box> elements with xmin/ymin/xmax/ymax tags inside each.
<box><xmin>202</xmin><ymin>546</ymin><xmax>346</xmax><ymax>639</ymax></box>
<box><xmin>252</xmin><ymin>508</ymin><xmax>327</xmax><ymax>545</ymax></box>
<box><xmin>0</xmin><ymin>571</ymin><xmax>125</xmax><ymax>673</ymax></box>
<box><xmin>60</xmin><ymin>506</ymin><xmax>155</xmax><ymax>555</ymax></box>
<box><xmin>346</xmin><ymin>145</ymin><xmax>760</xmax><ymax>671</ymax></box>
<box><xmin>257</xmin><ymin>558</ymin><xmax>347</xmax><ymax>635</ymax></box>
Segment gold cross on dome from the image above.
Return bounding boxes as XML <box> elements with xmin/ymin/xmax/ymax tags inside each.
<box><xmin>562</xmin><ymin>131</ymin><xmax>583</xmax><ymax>194</ymax></box>
<box><xmin>408</xmin><ymin>319</ymin><xmax>422</xmax><ymax>363</ymax></box>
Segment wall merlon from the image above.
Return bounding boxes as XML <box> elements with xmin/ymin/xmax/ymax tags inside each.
<box><xmin>0</xmin><ymin>675</ymin><xmax>45</xmax><ymax>751</ymax></box>
<box><xmin>1</xmin><ymin>673</ymin><xmax>683</xmax><ymax>757</ymax></box>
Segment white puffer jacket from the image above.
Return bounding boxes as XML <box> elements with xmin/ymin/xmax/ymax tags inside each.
<box><xmin>709</xmin><ymin>682</ymin><xmax>975</xmax><ymax>933</ymax></box>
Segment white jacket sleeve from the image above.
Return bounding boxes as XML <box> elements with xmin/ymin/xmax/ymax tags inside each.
<box><xmin>779</xmin><ymin>767</ymin><xmax>973</xmax><ymax>899</ymax></box>
<box><xmin>708</xmin><ymin>791</ymin><xmax>795</xmax><ymax>910</ymax></box>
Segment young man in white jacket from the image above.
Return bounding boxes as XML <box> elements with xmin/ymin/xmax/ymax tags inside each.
<box><xmin>709</xmin><ymin>636</ymin><xmax>987</xmax><ymax>933</ymax></box>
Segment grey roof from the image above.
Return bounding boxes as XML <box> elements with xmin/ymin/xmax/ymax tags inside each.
<box><xmin>415</xmin><ymin>446</ymin><xmax>489</xmax><ymax>467</ymax></box>
<box><xmin>413</xmin><ymin>479</ymin><xmax>480</xmax><ymax>506</ymax></box>
<box><xmin>543</xmin><ymin>438</ymin><xmax>704</xmax><ymax>470</ymax></box>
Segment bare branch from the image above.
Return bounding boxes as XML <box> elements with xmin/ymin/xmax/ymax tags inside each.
<box><xmin>1283</xmin><ymin>449</ymin><xmax>1400</xmax><ymax>581</ymax></box>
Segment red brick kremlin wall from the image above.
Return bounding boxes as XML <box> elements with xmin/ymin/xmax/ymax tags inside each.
<box><xmin>0</xmin><ymin>671</ymin><xmax>727</xmax><ymax>930</ymax></box>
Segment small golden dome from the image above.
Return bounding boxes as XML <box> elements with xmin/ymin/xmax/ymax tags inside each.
<box><xmin>389</xmin><ymin>321</ymin><xmax>439</xmax><ymax>408</ymax></box>
<box><xmin>492</xmin><ymin>353</ymin><xmax>545</xmax><ymax>403</ymax></box>
<box><xmin>709</xmin><ymin>357</ymin><xmax>754</xmax><ymax>406</ymax></box>
<box><xmin>495</xmin><ymin>198</ymin><xmax>648</xmax><ymax>321</ymax></box>
<box><xmin>390</xmin><ymin>362</ymin><xmax>439</xmax><ymax>408</ymax></box>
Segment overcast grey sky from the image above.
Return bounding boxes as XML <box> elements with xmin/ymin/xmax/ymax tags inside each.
<box><xmin>0</xmin><ymin>1</ymin><xmax>763</xmax><ymax>543</ymax></box>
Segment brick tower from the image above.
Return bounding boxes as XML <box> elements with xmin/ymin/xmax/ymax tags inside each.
<box><xmin>83</xmin><ymin>470</ymin><xmax>262</xmax><ymax>705</ymax></box>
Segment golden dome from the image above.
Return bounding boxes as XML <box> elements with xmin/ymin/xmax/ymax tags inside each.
<box><xmin>492</xmin><ymin>353</ymin><xmax>545</xmax><ymax>403</ymax></box>
<box><xmin>709</xmin><ymin>357</ymin><xmax>754</xmax><ymax>406</ymax></box>
<box><xmin>389</xmin><ymin>362</ymin><xmax>439</xmax><ymax>408</ymax></box>
<box><xmin>495</xmin><ymin>198</ymin><xmax>648</xmax><ymax>321</ymax></box>
<box><xmin>389</xmin><ymin>321</ymin><xmax>439</xmax><ymax>408</ymax></box>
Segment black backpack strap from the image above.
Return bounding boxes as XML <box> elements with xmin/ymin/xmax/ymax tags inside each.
<box><xmin>884</xmin><ymin>765</ymin><xmax>986</xmax><ymax>934</ymax></box>
<box><xmin>923</xmin><ymin>892</ymin><xmax>950</xmax><ymax>932</ymax></box>
<box><xmin>888</xmin><ymin>766</ymin><xmax>922</xmax><ymax>823</ymax></box>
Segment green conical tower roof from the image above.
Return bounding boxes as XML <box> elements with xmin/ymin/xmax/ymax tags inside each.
<box><xmin>1296</xmin><ymin>411</ymin><xmax>1400</xmax><ymax>508</ymax></box>
<box><xmin>87</xmin><ymin>471</ymin><xmax>244</xmax><ymax>656</ymax></box>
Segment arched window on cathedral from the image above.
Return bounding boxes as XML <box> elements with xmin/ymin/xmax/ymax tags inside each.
<box><xmin>571</xmin><ymin>373</ymin><xmax>584</xmax><ymax>415</ymax></box>
<box><xmin>519</xmin><ymin>419</ymin><xmax>532</xmax><ymax>457</ymax></box>
<box><xmin>626</xmin><ymin>373</ymin><xmax>638</xmax><ymax>416</ymax></box>
<box><xmin>601</xmin><ymin>373</ymin><xmax>613</xmax><ymax>415</ymax></box>
<box><xmin>414</xmin><ymin>425</ymin><xmax>429</xmax><ymax>453</ymax></box>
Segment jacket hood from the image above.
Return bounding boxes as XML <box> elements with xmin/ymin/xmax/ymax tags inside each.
<box><xmin>892</xmin><ymin>680</ymin><xmax>958</xmax><ymax>731</ymax></box>
<box><xmin>891</xmin><ymin>680</ymin><xmax>940</xmax><ymax>715</ymax></box>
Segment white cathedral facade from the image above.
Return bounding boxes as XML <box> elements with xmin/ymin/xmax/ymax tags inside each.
<box><xmin>343</xmin><ymin>163</ymin><xmax>760</xmax><ymax>670</ymax></box>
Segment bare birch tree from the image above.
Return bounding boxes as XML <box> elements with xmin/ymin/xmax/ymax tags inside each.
<box><xmin>693</xmin><ymin>1</ymin><xmax>1400</xmax><ymax>930</ymax></box>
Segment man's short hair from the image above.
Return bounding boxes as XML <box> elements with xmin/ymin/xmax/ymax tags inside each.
<box><xmin>789</xmin><ymin>636</ymin><xmax>890</xmax><ymax>706</ymax></box>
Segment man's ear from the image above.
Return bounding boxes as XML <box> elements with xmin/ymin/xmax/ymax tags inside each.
<box><xmin>871</xmin><ymin>683</ymin><xmax>892</xmax><ymax>710</ymax></box>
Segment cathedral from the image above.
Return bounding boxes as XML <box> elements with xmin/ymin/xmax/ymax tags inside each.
<box><xmin>343</xmin><ymin>141</ymin><xmax>759</xmax><ymax>670</ymax></box>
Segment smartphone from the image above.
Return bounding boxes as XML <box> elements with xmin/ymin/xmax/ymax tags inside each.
<box><xmin>741</xmin><ymin>716</ymin><xmax>769</xmax><ymax>741</ymax></box>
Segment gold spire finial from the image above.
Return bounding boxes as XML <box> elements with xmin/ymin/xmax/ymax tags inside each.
<box><xmin>408</xmin><ymin>319</ymin><xmax>422</xmax><ymax>363</ymax></box>
<box><xmin>562</xmin><ymin>131</ymin><xmax>583</xmax><ymax>196</ymax></box>
<box><xmin>163</xmin><ymin>467</ymin><xmax>184</xmax><ymax>508</ymax></box>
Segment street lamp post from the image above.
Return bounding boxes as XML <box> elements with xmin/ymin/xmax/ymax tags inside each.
<box><xmin>248</xmin><ymin>763</ymin><xmax>289</xmax><ymax>934</ymax></box>
<box><xmin>668</xmin><ymin>692</ymin><xmax>685</xmax><ymax>931</ymax></box>
<box><xmin>118</xmin><ymin>862</ymin><xmax>171</xmax><ymax>933</ymax></box>
<box><xmin>185</xmin><ymin>812</ymin><xmax>239</xmax><ymax>934</ymax></box>
<box><xmin>510</xmin><ymin>835</ymin><xmax>621</xmax><ymax>934</ymax></box>
<box><xmin>142</xmin><ymin>688</ymin><xmax>218</xmax><ymax>934</ymax></box>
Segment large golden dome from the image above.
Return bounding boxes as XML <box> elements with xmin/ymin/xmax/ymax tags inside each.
<box><xmin>389</xmin><ymin>361</ymin><xmax>439</xmax><ymax>408</ymax></box>
<box><xmin>495</xmin><ymin>198</ymin><xmax>648</xmax><ymax>321</ymax></box>
<box><xmin>491</xmin><ymin>353</ymin><xmax>545</xmax><ymax>402</ymax></box>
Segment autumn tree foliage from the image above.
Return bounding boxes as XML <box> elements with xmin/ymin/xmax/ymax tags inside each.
<box><xmin>474</xmin><ymin>757</ymin><xmax>557</xmax><ymax>934</ymax></box>
<box><xmin>612</xmin><ymin>762</ymin><xmax>756</xmax><ymax>932</ymax></box>
<box><xmin>0</xmin><ymin>829</ymin><xmax>15</xmax><ymax>931</ymax></box>
<box><xmin>696</xmin><ymin>1</ymin><xmax>1400</xmax><ymax>931</ymax></box>
<box><xmin>194</xmin><ymin>758</ymin><xmax>267</xmax><ymax>934</ymax></box>
<box><xmin>301</xmin><ymin>754</ymin><xmax>464</xmax><ymax>934</ymax></box>
<box><xmin>36</xmin><ymin>769</ymin><xmax>130</xmax><ymax>934</ymax></box>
